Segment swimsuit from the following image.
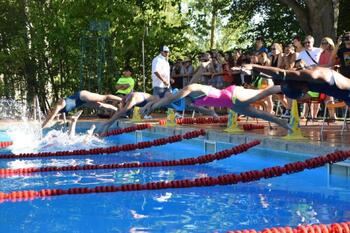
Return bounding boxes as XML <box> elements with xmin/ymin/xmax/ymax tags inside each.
<box><xmin>307</xmin><ymin>69</ymin><xmax>350</xmax><ymax>105</ymax></box>
<box><xmin>192</xmin><ymin>85</ymin><xmax>236</xmax><ymax>108</ymax></box>
<box><xmin>282</xmin><ymin>69</ymin><xmax>350</xmax><ymax>105</ymax></box>
<box><xmin>59</xmin><ymin>92</ymin><xmax>86</xmax><ymax>113</ymax></box>
<box><xmin>125</xmin><ymin>92</ymin><xmax>149</xmax><ymax>107</ymax></box>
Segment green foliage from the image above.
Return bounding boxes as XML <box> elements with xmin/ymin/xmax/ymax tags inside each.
<box><xmin>0</xmin><ymin>0</ymin><xmax>195</xmax><ymax>108</ymax></box>
<box><xmin>228</xmin><ymin>0</ymin><xmax>303</xmax><ymax>48</ymax></box>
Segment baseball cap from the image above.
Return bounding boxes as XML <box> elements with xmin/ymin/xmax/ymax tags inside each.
<box><xmin>160</xmin><ymin>45</ymin><xmax>170</xmax><ymax>53</ymax></box>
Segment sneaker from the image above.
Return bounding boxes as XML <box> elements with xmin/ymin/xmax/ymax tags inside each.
<box><xmin>281</xmin><ymin>109</ymin><xmax>291</xmax><ymax>118</ymax></box>
<box><xmin>144</xmin><ymin>115</ymin><xmax>153</xmax><ymax>119</ymax></box>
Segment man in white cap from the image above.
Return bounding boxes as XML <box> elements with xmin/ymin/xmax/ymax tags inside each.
<box><xmin>151</xmin><ymin>45</ymin><xmax>171</xmax><ymax>98</ymax></box>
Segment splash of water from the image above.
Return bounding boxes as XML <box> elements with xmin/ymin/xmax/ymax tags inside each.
<box><xmin>6</xmin><ymin>121</ymin><xmax>42</xmax><ymax>154</ymax></box>
<box><xmin>7</xmin><ymin>126</ymin><xmax>109</xmax><ymax>154</ymax></box>
<box><xmin>1</xmin><ymin>98</ymin><xmax>109</xmax><ymax>155</ymax></box>
<box><xmin>0</xmin><ymin>98</ymin><xmax>28</xmax><ymax>120</ymax></box>
<box><xmin>39</xmin><ymin>129</ymin><xmax>108</xmax><ymax>152</ymax></box>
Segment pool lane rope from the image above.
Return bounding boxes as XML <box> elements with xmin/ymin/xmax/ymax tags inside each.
<box><xmin>175</xmin><ymin>116</ymin><xmax>229</xmax><ymax>125</ymax></box>
<box><xmin>0</xmin><ymin>140</ymin><xmax>260</xmax><ymax>178</ymax></box>
<box><xmin>1</xmin><ymin>148</ymin><xmax>349</xmax><ymax>203</ymax></box>
<box><xmin>242</xmin><ymin>124</ymin><xmax>265</xmax><ymax>131</ymax></box>
<box><xmin>159</xmin><ymin>116</ymin><xmax>263</xmax><ymax>131</ymax></box>
<box><xmin>0</xmin><ymin>141</ymin><xmax>13</xmax><ymax>148</ymax></box>
<box><xmin>98</xmin><ymin>123</ymin><xmax>152</xmax><ymax>137</ymax></box>
<box><xmin>0</xmin><ymin>129</ymin><xmax>205</xmax><ymax>160</ymax></box>
<box><xmin>228</xmin><ymin>221</ymin><xmax>350</xmax><ymax>233</ymax></box>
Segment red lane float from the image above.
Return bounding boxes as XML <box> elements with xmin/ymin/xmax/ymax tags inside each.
<box><xmin>242</xmin><ymin>124</ymin><xmax>265</xmax><ymax>131</ymax></box>
<box><xmin>0</xmin><ymin>140</ymin><xmax>260</xmax><ymax>178</ymax></box>
<box><xmin>0</xmin><ymin>129</ymin><xmax>206</xmax><ymax>160</ymax></box>
<box><xmin>1</xmin><ymin>148</ymin><xmax>350</xmax><ymax>203</ymax></box>
<box><xmin>0</xmin><ymin>141</ymin><xmax>13</xmax><ymax>148</ymax></box>
<box><xmin>99</xmin><ymin>123</ymin><xmax>152</xmax><ymax>137</ymax></box>
<box><xmin>228</xmin><ymin>221</ymin><xmax>350</xmax><ymax>233</ymax></box>
<box><xmin>159</xmin><ymin>116</ymin><xmax>229</xmax><ymax>125</ymax></box>
<box><xmin>175</xmin><ymin>116</ymin><xmax>229</xmax><ymax>125</ymax></box>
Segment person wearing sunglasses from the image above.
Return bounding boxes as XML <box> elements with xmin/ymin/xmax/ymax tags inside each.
<box><xmin>319</xmin><ymin>37</ymin><xmax>335</xmax><ymax>66</ymax></box>
<box><xmin>296</xmin><ymin>35</ymin><xmax>323</xmax><ymax>120</ymax></box>
<box><xmin>331</xmin><ymin>32</ymin><xmax>350</xmax><ymax>78</ymax></box>
<box><xmin>319</xmin><ymin>37</ymin><xmax>337</xmax><ymax>121</ymax></box>
<box><xmin>297</xmin><ymin>35</ymin><xmax>322</xmax><ymax>67</ymax></box>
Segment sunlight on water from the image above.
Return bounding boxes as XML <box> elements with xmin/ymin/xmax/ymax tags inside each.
<box><xmin>7</xmin><ymin>158</ymin><xmax>95</xmax><ymax>169</ymax></box>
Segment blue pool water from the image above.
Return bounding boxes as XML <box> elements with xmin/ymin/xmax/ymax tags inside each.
<box><xmin>0</xmin><ymin>129</ymin><xmax>349</xmax><ymax>233</ymax></box>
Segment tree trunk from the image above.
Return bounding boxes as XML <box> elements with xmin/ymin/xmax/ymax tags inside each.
<box><xmin>210</xmin><ymin>0</ymin><xmax>217</xmax><ymax>50</ymax></box>
<box><xmin>278</xmin><ymin>0</ymin><xmax>339</xmax><ymax>43</ymax></box>
<box><xmin>19</xmin><ymin>0</ymin><xmax>38</xmax><ymax>106</ymax></box>
<box><xmin>338</xmin><ymin>0</ymin><xmax>350</xmax><ymax>34</ymax></box>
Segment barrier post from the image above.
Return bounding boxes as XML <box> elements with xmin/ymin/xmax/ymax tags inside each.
<box><xmin>224</xmin><ymin>110</ymin><xmax>243</xmax><ymax>133</ymax></box>
<box><xmin>131</xmin><ymin>107</ymin><xmax>142</xmax><ymax>122</ymax></box>
<box><xmin>283</xmin><ymin>100</ymin><xmax>306</xmax><ymax>140</ymax></box>
<box><xmin>166</xmin><ymin>108</ymin><xmax>176</xmax><ymax>127</ymax></box>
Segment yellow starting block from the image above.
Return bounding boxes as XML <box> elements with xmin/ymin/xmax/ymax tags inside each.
<box><xmin>283</xmin><ymin>100</ymin><xmax>306</xmax><ymax>140</ymax></box>
<box><xmin>224</xmin><ymin>109</ymin><xmax>243</xmax><ymax>133</ymax></box>
<box><xmin>131</xmin><ymin>106</ymin><xmax>142</xmax><ymax>122</ymax></box>
<box><xmin>166</xmin><ymin>108</ymin><xmax>176</xmax><ymax>127</ymax></box>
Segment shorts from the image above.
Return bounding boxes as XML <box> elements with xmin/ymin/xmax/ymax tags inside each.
<box><xmin>152</xmin><ymin>87</ymin><xmax>170</xmax><ymax>98</ymax></box>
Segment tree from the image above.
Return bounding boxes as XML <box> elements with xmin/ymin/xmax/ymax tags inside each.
<box><xmin>0</xmin><ymin>0</ymin><xmax>195</xmax><ymax>111</ymax></box>
<box><xmin>338</xmin><ymin>0</ymin><xmax>350</xmax><ymax>35</ymax></box>
<box><xmin>277</xmin><ymin>0</ymin><xmax>339</xmax><ymax>43</ymax></box>
<box><xmin>186</xmin><ymin>0</ymin><xmax>232</xmax><ymax>50</ymax></box>
<box><xmin>227</xmin><ymin>0</ymin><xmax>303</xmax><ymax>47</ymax></box>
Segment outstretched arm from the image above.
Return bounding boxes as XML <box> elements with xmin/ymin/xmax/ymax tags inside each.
<box><xmin>148</xmin><ymin>84</ymin><xmax>202</xmax><ymax>111</ymax></box>
<box><xmin>243</xmin><ymin>64</ymin><xmax>308</xmax><ymax>82</ymax></box>
<box><xmin>244</xmin><ymin>64</ymin><xmax>287</xmax><ymax>79</ymax></box>
<box><xmin>97</xmin><ymin>102</ymin><xmax>119</xmax><ymax>112</ymax></box>
<box><xmin>42</xmin><ymin>99</ymin><xmax>66</xmax><ymax>128</ymax></box>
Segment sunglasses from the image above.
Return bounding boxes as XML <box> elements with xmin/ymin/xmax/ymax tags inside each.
<box><xmin>321</xmin><ymin>41</ymin><xmax>328</xmax><ymax>45</ymax></box>
<box><xmin>304</xmin><ymin>41</ymin><xmax>311</xmax><ymax>44</ymax></box>
<box><xmin>344</xmin><ymin>37</ymin><xmax>350</xmax><ymax>41</ymax></box>
<box><xmin>271</xmin><ymin>48</ymin><xmax>276</xmax><ymax>50</ymax></box>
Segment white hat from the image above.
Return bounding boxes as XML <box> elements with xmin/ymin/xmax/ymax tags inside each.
<box><xmin>160</xmin><ymin>45</ymin><xmax>170</xmax><ymax>52</ymax></box>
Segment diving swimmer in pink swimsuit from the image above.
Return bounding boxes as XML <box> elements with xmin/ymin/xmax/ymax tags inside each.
<box><xmin>192</xmin><ymin>85</ymin><xmax>236</xmax><ymax>108</ymax></box>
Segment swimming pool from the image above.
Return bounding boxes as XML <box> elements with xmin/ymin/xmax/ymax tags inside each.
<box><xmin>0</xmin><ymin>128</ymin><xmax>349</xmax><ymax>232</ymax></box>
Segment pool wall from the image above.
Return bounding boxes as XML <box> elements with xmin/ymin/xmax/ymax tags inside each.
<box><xmin>79</xmin><ymin>120</ymin><xmax>350</xmax><ymax>155</ymax></box>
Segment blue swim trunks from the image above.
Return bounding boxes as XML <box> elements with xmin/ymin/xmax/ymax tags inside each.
<box><xmin>59</xmin><ymin>92</ymin><xmax>86</xmax><ymax>113</ymax></box>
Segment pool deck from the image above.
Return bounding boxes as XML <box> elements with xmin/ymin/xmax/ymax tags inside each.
<box><xmin>83</xmin><ymin>115</ymin><xmax>350</xmax><ymax>155</ymax></box>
